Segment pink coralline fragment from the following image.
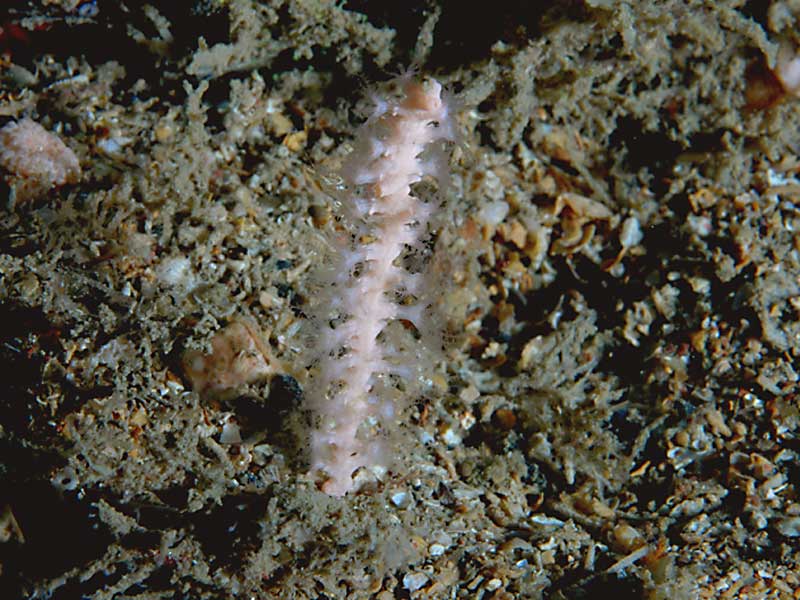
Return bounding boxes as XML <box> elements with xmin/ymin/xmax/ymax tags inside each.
<box><xmin>308</xmin><ymin>75</ymin><xmax>457</xmax><ymax>496</ymax></box>
<box><xmin>0</xmin><ymin>118</ymin><xmax>81</xmax><ymax>202</ymax></box>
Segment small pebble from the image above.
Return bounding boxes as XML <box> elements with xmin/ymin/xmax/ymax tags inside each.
<box><xmin>403</xmin><ymin>572</ymin><xmax>429</xmax><ymax>592</ymax></box>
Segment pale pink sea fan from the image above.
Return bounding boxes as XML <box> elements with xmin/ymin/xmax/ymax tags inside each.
<box><xmin>308</xmin><ymin>75</ymin><xmax>457</xmax><ymax>496</ymax></box>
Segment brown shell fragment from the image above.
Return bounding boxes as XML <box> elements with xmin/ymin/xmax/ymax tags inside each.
<box><xmin>183</xmin><ymin>321</ymin><xmax>276</xmax><ymax>398</ymax></box>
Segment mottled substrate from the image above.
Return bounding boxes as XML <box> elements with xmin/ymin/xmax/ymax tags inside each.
<box><xmin>1</xmin><ymin>1</ymin><xmax>800</xmax><ymax>598</ymax></box>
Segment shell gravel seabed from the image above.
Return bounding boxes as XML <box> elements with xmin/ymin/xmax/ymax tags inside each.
<box><xmin>1</xmin><ymin>2</ymin><xmax>800</xmax><ymax>598</ymax></box>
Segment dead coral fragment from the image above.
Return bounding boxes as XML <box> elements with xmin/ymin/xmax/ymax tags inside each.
<box><xmin>183</xmin><ymin>321</ymin><xmax>275</xmax><ymax>398</ymax></box>
<box><xmin>0</xmin><ymin>118</ymin><xmax>81</xmax><ymax>204</ymax></box>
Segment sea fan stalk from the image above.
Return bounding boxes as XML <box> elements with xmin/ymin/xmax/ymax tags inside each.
<box><xmin>308</xmin><ymin>76</ymin><xmax>456</xmax><ymax>496</ymax></box>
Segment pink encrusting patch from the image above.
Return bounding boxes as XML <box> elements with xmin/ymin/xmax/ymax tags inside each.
<box><xmin>307</xmin><ymin>76</ymin><xmax>457</xmax><ymax>496</ymax></box>
<box><xmin>0</xmin><ymin>118</ymin><xmax>81</xmax><ymax>203</ymax></box>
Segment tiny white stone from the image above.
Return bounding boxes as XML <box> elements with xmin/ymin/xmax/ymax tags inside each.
<box><xmin>441</xmin><ymin>427</ymin><xmax>462</xmax><ymax>447</ymax></box>
<box><xmin>220</xmin><ymin>421</ymin><xmax>242</xmax><ymax>445</ymax></box>
<box><xmin>156</xmin><ymin>257</ymin><xmax>191</xmax><ymax>286</ymax></box>
<box><xmin>776</xmin><ymin>517</ymin><xmax>800</xmax><ymax>537</ymax></box>
<box><xmin>390</xmin><ymin>491</ymin><xmax>409</xmax><ymax>508</ymax></box>
<box><xmin>403</xmin><ymin>572</ymin><xmax>429</xmax><ymax>592</ymax></box>
<box><xmin>530</xmin><ymin>514</ymin><xmax>565</xmax><ymax>527</ymax></box>
<box><xmin>620</xmin><ymin>216</ymin><xmax>643</xmax><ymax>248</ymax></box>
<box><xmin>486</xmin><ymin>578</ymin><xmax>502</xmax><ymax>591</ymax></box>
<box><xmin>687</xmin><ymin>214</ymin><xmax>712</xmax><ymax>237</ymax></box>
<box><xmin>477</xmin><ymin>199</ymin><xmax>509</xmax><ymax>227</ymax></box>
